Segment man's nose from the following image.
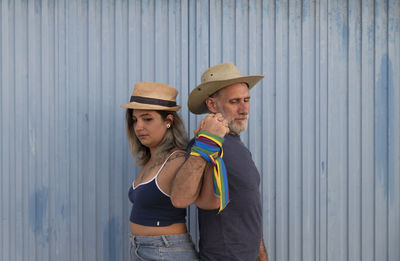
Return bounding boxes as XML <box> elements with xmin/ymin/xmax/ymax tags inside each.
<box><xmin>238</xmin><ymin>102</ymin><xmax>249</xmax><ymax>114</ymax></box>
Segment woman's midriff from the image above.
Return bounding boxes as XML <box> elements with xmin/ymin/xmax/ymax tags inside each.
<box><xmin>130</xmin><ymin>222</ymin><xmax>187</xmax><ymax>236</ymax></box>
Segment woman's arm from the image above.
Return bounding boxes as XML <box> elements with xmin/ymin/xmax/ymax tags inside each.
<box><xmin>194</xmin><ymin>164</ymin><xmax>220</xmax><ymax>210</ymax></box>
<box><xmin>170</xmin><ymin>155</ymin><xmax>208</xmax><ymax>208</ymax></box>
<box><xmin>170</xmin><ymin>113</ymin><xmax>228</xmax><ymax>208</ymax></box>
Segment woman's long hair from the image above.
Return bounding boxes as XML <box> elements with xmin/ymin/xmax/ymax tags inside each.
<box><xmin>125</xmin><ymin>109</ymin><xmax>189</xmax><ymax>166</ymax></box>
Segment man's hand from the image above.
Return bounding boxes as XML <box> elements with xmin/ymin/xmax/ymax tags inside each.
<box><xmin>257</xmin><ymin>239</ymin><xmax>268</xmax><ymax>261</ymax></box>
<box><xmin>193</xmin><ymin>113</ymin><xmax>229</xmax><ymax>137</ymax></box>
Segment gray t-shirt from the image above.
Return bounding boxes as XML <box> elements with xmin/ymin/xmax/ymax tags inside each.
<box><xmin>198</xmin><ymin>134</ymin><xmax>262</xmax><ymax>261</ymax></box>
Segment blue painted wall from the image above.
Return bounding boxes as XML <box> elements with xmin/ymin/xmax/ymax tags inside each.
<box><xmin>1</xmin><ymin>0</ymin><xmax>399</xmax><ymax>260</ymax></box>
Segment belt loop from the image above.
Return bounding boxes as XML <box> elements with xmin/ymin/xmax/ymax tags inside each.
<box><xmin>129</xmin><ymin>234</ymin><xmax>137</xmax><ymax>248</ymax></box>
<box><xmin>161</xmin><ymin>235</ymin><xmax>170</xmax><ymax>247</ymax></box>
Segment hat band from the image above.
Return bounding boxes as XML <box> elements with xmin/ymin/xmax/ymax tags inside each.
<box><xmin>130</xmin><ymin>96</ymin><xmax>177</xmax><ymax>107</ymax></box>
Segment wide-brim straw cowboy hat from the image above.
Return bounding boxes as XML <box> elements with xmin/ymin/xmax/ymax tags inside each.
<box><xmin>121</xmin><ymin>81</ymin><xmax>181</xmax><ymax>111</ymax></box>
<box><xmin>188</xmin><ymin>62</ymin><xmax>264</xmax><ymax>114</ymax></box>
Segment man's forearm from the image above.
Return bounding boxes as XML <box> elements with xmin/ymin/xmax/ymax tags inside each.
<box><xmin>170</xmin><ymin>155</ymin><xmax>207</xmax><ymax>208</ymax></box>
<box><xmin>258</xmin><ymin>239</ymin><xmax>268</xmax><ymax>261</ymax></box>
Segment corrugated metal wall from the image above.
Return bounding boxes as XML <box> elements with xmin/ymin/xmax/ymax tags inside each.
<box><xmin>1</xmin><ymin>0</ymin><xmax>399</xmax><ymax>260</ymax></box>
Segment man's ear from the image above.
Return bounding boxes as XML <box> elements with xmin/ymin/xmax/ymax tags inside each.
<box><xmin>205</xmin><ymin>97</ymin><xmax>218</xmax><ymax>113</ymax></box>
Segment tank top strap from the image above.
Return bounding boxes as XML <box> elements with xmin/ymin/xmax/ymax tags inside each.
<box><xmin>154</xmin><ymin>150</ymin><xmax>185</xmax><ymax>178</ymax></box>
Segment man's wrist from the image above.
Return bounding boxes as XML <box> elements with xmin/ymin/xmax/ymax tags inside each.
<box><xmin>196</xmin><ymin>130</ymin><xmax>224</xmax><ymax>143</ymax></box>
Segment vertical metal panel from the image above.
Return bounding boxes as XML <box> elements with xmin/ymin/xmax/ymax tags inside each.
<box><xmin>375</xmin><ymin>1</ymin><xmax>389</xmax><ymax>261</ymax></box>
<box><xmin>287</xmin><ymin>1</ymin><xmax>302</xmax><ymax>261</ymax></box>
<box><xmin>361</xmin><ymin>0</ymin><xmax>376</xmax><ymax>260</ymax></box>
<box><xmin>274</xmin><ymin>0</ymin><xmax>289</xmax><ymax>260</ymax></box>
<box><xmin>248</xmin><ymin>0</ymin><xmax>263</xmax><ymax>173</ymax></box>
<box><xmin>327</xmin><ymin>1</ymin><xmax>349</xmax><ymax>260</ymax></box>
<box><xmin>85</xmin><ymin>0</ymin><xmax>99</xmax><ymax>259</ymax></box>
<box><xmin>1</xmin><ymin>1</ymin><xmax>399</xmax><ymax>261</ymax></box>
<box><xmin>318</xmin><ymin>0</ymin><xmax>329</xmax><ymax>259</ymax></box>
<box><xmin>388</xmin><ymin>1</ymin><xmax>400</xmax><ymax>260</ymax></box>
<box><xmin>348</xmin><ymin>0</ymin><xmax>362</xmax><ymax>260</ymax></box>
<box><xmin>261</xmin><ymin>0</ymin><xmax>277</xmax><ymax>259</ymax></box>
<box><xmin>302</xmin><ymin>0</ymin><xmax>317</xmax><ymax>260</ymax></box>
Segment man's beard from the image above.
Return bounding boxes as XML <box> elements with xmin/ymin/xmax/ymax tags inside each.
<box><xmin>227</xmin><ymin>116</ymin><xmax>248</xmax><ymax>134</ymax></box>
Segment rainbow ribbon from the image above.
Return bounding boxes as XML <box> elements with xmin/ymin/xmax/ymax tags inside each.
<box><xmin>190</xmin><ymin>131</ymin><xmax>229</xmax><ymax>212</ymax></box>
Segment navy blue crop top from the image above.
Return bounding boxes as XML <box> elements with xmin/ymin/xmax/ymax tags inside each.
<box><xmin>128</xmin><ymin>151</ymin><xmax>186</xmax><ymax>227</ymax></box>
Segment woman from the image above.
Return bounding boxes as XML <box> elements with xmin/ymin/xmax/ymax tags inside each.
<box><xmin>121</xmin><ymin>82</ymin><xmax>198</xmax><ymax>261</ymax></box>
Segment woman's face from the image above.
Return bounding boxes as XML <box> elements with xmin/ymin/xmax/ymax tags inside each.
<box><xmin>132</xmin><ymin>110</ymin><xmax>170</xmax><ymax>149</ymax></box>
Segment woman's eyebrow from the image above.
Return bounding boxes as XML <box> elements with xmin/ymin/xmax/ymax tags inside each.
<box><xmin>134</xmin><ymin>113</ymin><xmax>152</xmax><ymax>118</ymax></box>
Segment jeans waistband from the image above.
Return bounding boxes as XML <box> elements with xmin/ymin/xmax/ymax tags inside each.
<box><xmin>129</xmin><ymin>233</ymin><xmax>192</xmax><ymax>248</ymax></box>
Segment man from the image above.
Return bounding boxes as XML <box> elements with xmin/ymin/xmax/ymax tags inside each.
<box><xmin>171</xmin><ymin>63</ymin><xmax>268</xmax><ymax>261</ymax></box>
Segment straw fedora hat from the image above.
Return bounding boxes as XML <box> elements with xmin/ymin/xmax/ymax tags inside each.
<box><xmin>188</xmin><ymin>63</ymin><xmax>264</xmax><ymax>114</ymax></box>
<box><xmin>121</xmin><ymin>81</ymin><xmax>181</xmax><ymax>111</ymax></box>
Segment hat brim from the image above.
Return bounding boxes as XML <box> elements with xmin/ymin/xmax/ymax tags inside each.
<box><xmin>120</xmin><ymin>102</ymin><xmax>181</xmax><ymax>111</ymax></box>
<box><xmin>188</xmin><ymin>75</ymin><xmax>264</xmax><ymax>114</ymax></box>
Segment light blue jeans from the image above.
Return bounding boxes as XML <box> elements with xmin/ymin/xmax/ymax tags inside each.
<box><xmin>129</xmin><ymin>233</ymin><xmax>199</xmax><ymax>261</ymax></box>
